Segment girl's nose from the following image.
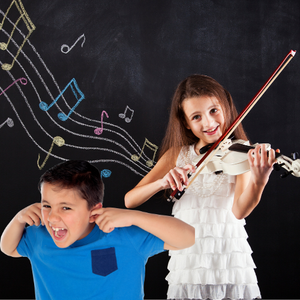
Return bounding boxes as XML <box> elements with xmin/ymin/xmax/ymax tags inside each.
<box><xmin>202</xmin><ymin>114</ymin><xmax>214</xmax><ymax>127</ymax></box>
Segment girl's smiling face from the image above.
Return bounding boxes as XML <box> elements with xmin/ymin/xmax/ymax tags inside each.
<box><xmin>41</xmin><ymin>182</ymin><xmax>97</xmax><ymax>248</ymax></box>
<box><xmin>182</xmin><ymin>95</ymin><xmax>225</xmax><ymax>150</ymax></box>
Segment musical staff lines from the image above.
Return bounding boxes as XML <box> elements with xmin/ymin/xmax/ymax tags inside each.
<box><xmin>0</xmin><ymin>6</ymin><xmax>158</xmax><ymax>177</ymax></box>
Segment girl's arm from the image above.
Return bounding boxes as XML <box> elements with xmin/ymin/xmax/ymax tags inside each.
<box><xmin>232</xmin><ymin>144</ymin><xmax>276</xmax><ymax>219</ymax></box>
<box><xmin>125</xmin><ymin>149</ymin><xmax>195</xmax><ymax>208</ymax></box>
<box><xmin>0</xmin><ymin>203</ymin><xmax>43</xmax><ymax>257</ymax></box>
<box><xmin>91</xmin><ymin>207</ymin><xmax>195</xmax><ymax>250</ymax></box>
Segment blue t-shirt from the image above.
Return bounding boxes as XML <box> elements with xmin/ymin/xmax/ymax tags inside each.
<box><xmin>17</xmin><ymin>224</ymin><xmax>165</xmax><ymax>300</ymax></box>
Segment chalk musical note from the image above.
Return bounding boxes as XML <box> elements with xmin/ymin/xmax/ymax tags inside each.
<box><xmin>94</xmin><ymin>110</ymin><xmax>109</xmax><ymax>135</ymax></box>
<box><xmin>0</xmin><ymin>117</ymin><xmax>14</xmax><ymax>129</ymax></box>
<box><xmin>0</xmin><ymin>0</ymin><xmax>36</xmax><ymax>70</ymax></box>
<box><xmin>61</xmin><ymin>34</ymin><xmax>86</xmax><ymax>54</ymax></box>
<box><xmin>101</xmin><ymin>169</ymin><xmax>112</xmax><ymax>179</ymax></box>
<box><xmin>131</xmin><ymin>138</ymin><xmax>158</xmax><ymax>167</ymax></box>
<box><xmin>37</xmin><ymin>136</ymin><xmax>65</xmax><ymax>170</ymax></box>
<box><xmin>39</xmin><ymin>78</ymin><xmax>85</xmax><ymax>121</ymax></box>
<box><xmin>0</xmin><ymin>77</ymin><xmax>27</xmax><ymax>97</ymax></box>
<box><xmin>119</xmin><ymin>105</ymin><xmax>134</xmax><ymax>123</ymax></box>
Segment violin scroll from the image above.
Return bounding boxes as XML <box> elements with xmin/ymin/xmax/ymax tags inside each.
<box><xmin>274</xmin><ymin>152</ymin><xmax>300</xmax><ymax>178</ymax></box>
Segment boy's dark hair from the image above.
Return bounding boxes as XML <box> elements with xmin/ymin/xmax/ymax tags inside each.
<box><xmin>38</xmin><ymin>160</ymin><xmax>104</xmax><ymax>209</ymax></box>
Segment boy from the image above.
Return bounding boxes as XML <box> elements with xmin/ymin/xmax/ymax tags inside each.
<box><xmin>0</xmin><ymin>160</ymin><xmax>194</xmax><ymax>299</ymax></box>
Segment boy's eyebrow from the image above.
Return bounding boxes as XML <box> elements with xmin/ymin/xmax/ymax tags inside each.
<box><xmin>41</xmin><ymin>199</ymin><xmax>75</xmax><ymax>206</ymax></box>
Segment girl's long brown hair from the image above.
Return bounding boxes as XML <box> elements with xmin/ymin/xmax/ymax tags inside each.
<box><xmin>159</xmin><ymin>75</ymin><xmax>248</xmax><ymax>166</ymax></box>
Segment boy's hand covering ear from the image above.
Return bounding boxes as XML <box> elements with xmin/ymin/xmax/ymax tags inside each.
<box><xmin>90</xmin><ymin>207</ymin><xmax>133</xmax><ymax>233</ymax></box>
<box><xmin>18</xmin><ymin>203</ymin><xmax>44</xmax><ymax>226</ymax></box>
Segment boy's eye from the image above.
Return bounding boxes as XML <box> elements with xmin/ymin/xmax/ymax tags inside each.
<box><xmin>63</xmin><ymin>207</ymin><xmax>71</xmax><ymax>210</ymax></box>
<box><xmin>43</xmin><ymin>205</ymin><xmax>51</xmax><ymax>209</ymax></box>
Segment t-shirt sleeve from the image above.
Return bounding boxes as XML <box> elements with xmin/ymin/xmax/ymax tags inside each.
<box><xmin>124</xmin><ymin>225</ymin><xmax>165</xmax><ymax>258</ymax></box>
<box><xmin>17</xmin><ymin>225</ymin><xmax>39</xmax><ymax>258</ymax></box>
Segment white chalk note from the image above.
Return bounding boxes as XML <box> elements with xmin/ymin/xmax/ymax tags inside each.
<box><xmin>119</xmin><ymin>105</ymin><xmax>134</xmax><ymax>123</ymax></box>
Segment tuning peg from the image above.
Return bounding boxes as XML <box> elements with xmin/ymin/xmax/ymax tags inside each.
<box><xmin>291</xmin><ymin>152</ymin><xmax>299</xmax><ymax>160</ymax></box>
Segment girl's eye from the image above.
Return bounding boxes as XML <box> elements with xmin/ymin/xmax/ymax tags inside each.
<box><xmin>211</xmin><ymin>108</ymin><xmax>218</xmax><ymax>113</ymax></box>
<box><xmin>192</xmin><ymin>115</ymin><xmax>201</xmax><ymax>120</ymax></box>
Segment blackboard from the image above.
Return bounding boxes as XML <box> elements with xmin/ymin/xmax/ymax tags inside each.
<box><xmin>0</xmin><ymin>0</ymin><xmax>300</xmax><ymax>299</ymax></box>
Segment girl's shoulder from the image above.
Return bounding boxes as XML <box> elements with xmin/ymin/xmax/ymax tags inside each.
<box><xmin>176</xmin><ymin>144</ymin><xmax>197</xmax><ymax>167</ymax></box>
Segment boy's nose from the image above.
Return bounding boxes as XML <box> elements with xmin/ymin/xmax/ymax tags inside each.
<box><xmin>47</xmin><ymin>210</ymin><xmax>60</xmax><ymax>222</ymax></box>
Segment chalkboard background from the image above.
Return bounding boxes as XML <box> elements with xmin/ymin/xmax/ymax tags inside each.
<box><xmin>0</xmin><ymin>0</ymin><xmax>300</xmax><ymax>299</ymax></box>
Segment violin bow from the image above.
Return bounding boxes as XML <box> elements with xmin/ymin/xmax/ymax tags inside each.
<box><xmin>169</xmin><ymin>49</ymin><xmax>296</xmax><ymax>201</ymax></box>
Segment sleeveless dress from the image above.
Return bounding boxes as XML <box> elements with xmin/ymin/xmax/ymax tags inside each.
<box><xmin>166</xmin><ymin>144</ymin><xmax>261</xmax><ymax>300</ymax></box>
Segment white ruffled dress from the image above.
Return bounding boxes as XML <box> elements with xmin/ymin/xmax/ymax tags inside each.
<box><xmin>166</xmin><ymin>145</ymin><xmax>261</xmax><ymax>300</ymax></box>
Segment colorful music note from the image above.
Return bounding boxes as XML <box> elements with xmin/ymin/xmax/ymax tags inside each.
<box><xmin>94</xmin><ymin>110</ymin><xmax>109</xmax><ymax>135</ymax></box>
<box><xmin>0</xmin><ymin>77</ymin><xmax>27</xmax><ymax>97</ymax></box>
<box><xmin>119</xmin><ymin>105</ymin><xmax>134</xmax><ymax>123</ymax></box>
<box><xmin>37</xmin><ymin>136</ymin><xmax>65</xmax><ymax>170</ymax></box>
<box><xmin>61</xmin><ymin>34</ymin><xmax>86</xmax><ymax>54</ymax></box>
<box><xmin>0</xmin><ymin>0</ymin><xmax>35</xmax><ymax>71</ymax></box>
<box><xmin>101</xmin><ymin>169</ymin><xmax>112</xmax><ymax>179</ymax></box>
<box><xmin>0</xmin><ymin>117</ymin><xmax>14</xmax><ymax>129</ymax></box>
<box><xmin>39</xmin><ymin>78</ymin><xmax>85</xmax><ymax>121</ymax></box>
<box><xmin>131</xmin><ymin>138</ymin><xmax>158</xmax><ymax>167</ymax></box>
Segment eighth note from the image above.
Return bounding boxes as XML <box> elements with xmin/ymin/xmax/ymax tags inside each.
<box><xmin>119</xmin><ymin>105</ymin><xmax>134</xmax><ymax>123</ymax></box>
<box><xmin>39</xmin><ymin>78</ymin><xmax>85</xmax><ymax>121</ymax></box>
<box><xmin>131</xmin><ymin>138</ymin><xmax>158</xmax><ymax>167</ymax></box>
<box><xmin>0</xmin><ymin>117</ymin><xmax>14</xmax><ymax>129</ymax></box>
<box><xmin>37</xmin><ymin>136</ymin><xmax>65</xmax><ymax>170</ymax></box>
<box><xmin>94</xmin><ymin>110</ymin><xmax>109</xmax><ymax>135</ymax></box>
<box><xmin>61</xmin><ymin>34</ymin><xmax>86</xmax><ymax>54</ymax></box>
<box><xmin>0</xmin><ymin>77</ymin><xmax>27</xmax><ymax>97</ymax></box>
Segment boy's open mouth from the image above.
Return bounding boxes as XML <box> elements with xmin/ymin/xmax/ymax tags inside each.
<box><xmin>50</xmin><ymin>226</ymin><xmax>68</xmax><ymax>240</ymax></box>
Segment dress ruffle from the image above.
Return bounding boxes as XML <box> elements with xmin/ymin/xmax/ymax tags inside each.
<box><xmin>167</xmin><ymin>283</ymin><xmax>261</xmax><ymax>300</ymax></box>
<box><xmin>166</xmin><ymin>144</ymin><xmax>260</xmax><ymax>300</ymax></box>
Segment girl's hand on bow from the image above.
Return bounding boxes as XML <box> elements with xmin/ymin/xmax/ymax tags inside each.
<box><xmin>160</xmin><ymin>164</ymin><xmax>195</xmax><ymax>191</ymax></box>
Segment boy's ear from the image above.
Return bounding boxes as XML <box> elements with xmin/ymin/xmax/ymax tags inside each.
<box><xmin>89</xmin><ymin>203</ymin><xmax>102</xmax><ymax>223</ymax></box>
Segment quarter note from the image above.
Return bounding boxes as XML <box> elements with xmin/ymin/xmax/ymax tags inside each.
<box><xmin>94</xmin><ymin>110</ymin><xmax>109</xmax><ymax>135</ymax></box>
<box><xmin>61</xmin><ymin>34</ymin><xmax>86</xmax><ymax>54</ymax></box>
<box><xmin>0</xmin><ymin>117</ymin><xmax>14</xmax><ymax>129</ymax></box>
<box><xmin>0</xmin><ymin>0</ymin><xmax>35</xmax><ymax>70</ymax></box>
<box><xmin>119</xmin><ymin>105</ymin><xmax>134</xmax><ymax>123</ymax></box>
<box><xmin>39</xmin><ymin>78</ymin><xmax>85</xmax><ymax>121</ymax></box>
<box><xmin>37</xmin><ymin>136</ymin><xmax>65</xmax><ymax>170</ymax></box>
<box><xmin>131</xmin><ymin>138</ymin><xmax>158</xmax><ymax>167</ymax></box>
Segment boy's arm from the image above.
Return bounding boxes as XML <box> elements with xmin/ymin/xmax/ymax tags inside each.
<box><xmin>0</xmin><ymin>203</ymin><xmax>43</xmax><ymax>257</ymax></box>
<box><xmin>91</xmin><ymin>208</ymin><xmax>195</xmax><ymax>250</ymax></box>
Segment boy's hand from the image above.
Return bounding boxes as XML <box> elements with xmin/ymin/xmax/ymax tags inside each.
<box><xmin>91</xmin><ymin>207</ymin><xmax>134</xmax><ymax>233</ymax></box>
<box><xmin>16</xmin><ymin>203</ymin><xmax>44</xmax><ymax>226</ymax></box>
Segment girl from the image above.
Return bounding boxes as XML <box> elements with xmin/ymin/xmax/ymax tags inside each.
<box><xmin>125</xmin><ymin>75</ymin><xmax>276</xmax><ymax>300</ymax></box>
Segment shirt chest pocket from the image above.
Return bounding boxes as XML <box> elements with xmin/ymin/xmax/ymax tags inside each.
<box><xmin>91</xmin><ymin>247</ymin><xmax>118</xmax><ymax>276</ymax></box>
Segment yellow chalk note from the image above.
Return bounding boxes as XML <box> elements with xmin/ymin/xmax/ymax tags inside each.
<box><xmin>131</xmin><ymin>138</ymin><xmax>158</xmax><ymax>167</ymax></box>
<box><xmin>37</xmin><ymin>136</ymin><xmax>65</xmax><ymax>170</ymax></box>
<box><xmin>0</xmin><ymin>0</ymin><xmax>35</xmax><ymax>70</ymax></box>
